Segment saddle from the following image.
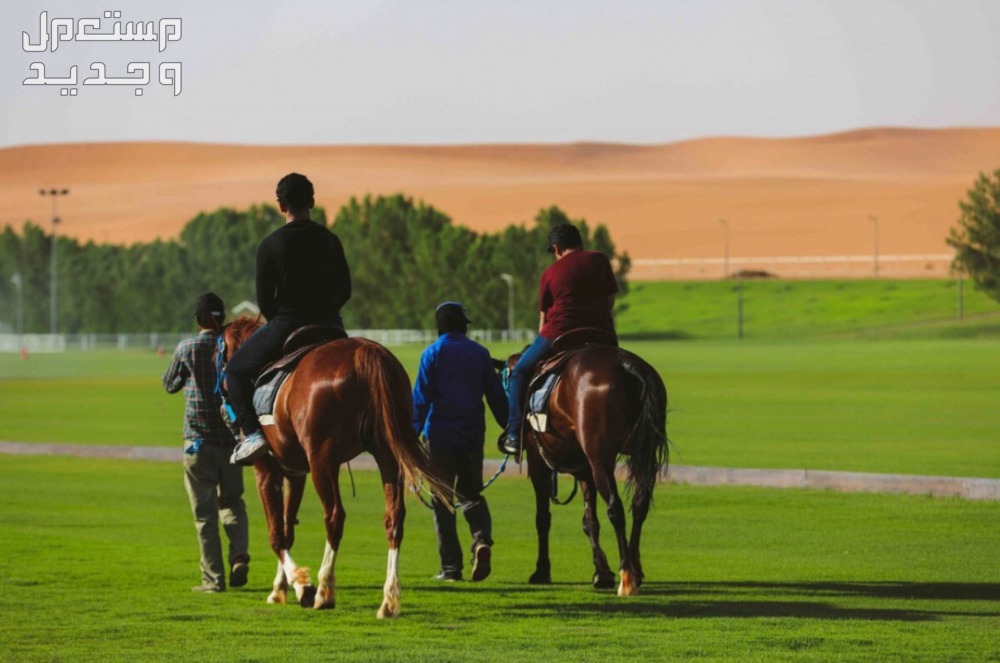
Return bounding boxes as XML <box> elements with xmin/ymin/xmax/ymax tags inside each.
<box><xmin>252</xmin><ymin>324</ymin><xmax>348</xmax><ymax>421</ymax></box>
<box><xmin>524</xmin><ymin>327</ymin><xmax>618</xmax><ymax>434</ymax></box>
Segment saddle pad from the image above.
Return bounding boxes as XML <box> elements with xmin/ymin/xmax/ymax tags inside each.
<box><xmin>253</xmin><ymin>369</ymin><xmax>290</xmax><ymax>419</ymax></box>
<box><xmin>527</xmin><ymin>373</ymin><xmax>558</xmax><ymax>433</ymax></box>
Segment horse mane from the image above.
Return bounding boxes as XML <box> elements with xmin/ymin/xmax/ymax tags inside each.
<box><xmin>227</xmin><ymin>316</ymin><xmax>263</xmax><ymax>352</ymax></box>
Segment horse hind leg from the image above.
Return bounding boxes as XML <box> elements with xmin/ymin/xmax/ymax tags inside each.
<box><xmin>310</xmin><ymin>465</ymin><xmax>345</xmax><ymax>610</ymax></box>
<box><xmin>628</xmin><ymin>483</ymin><xmax>652</xmax><ymax>587</ymax></box>
<box><xmin>579</xmin><ymin>475</ymin><xmax>615</xmax><ymax>589</ymax></box>
<box><xmin>376</xmin><ymin>457</ymin><xmax>405</xmax><ymax>619</ymax></box>
<box><xmin>527</xmin><ymin>455</ymin><xmax>552</xmax><ymax>584</ymax></box>
<box><xmin>591</xmin><ymin>462</ymin><xmax>639</xmax><ymax>597</ymax></box>
<box><xmin>255</xmin><ymin>458</ymin><xmax>312</xmax><ymax>604</ymax></box>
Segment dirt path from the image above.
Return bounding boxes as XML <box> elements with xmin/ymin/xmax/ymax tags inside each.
<box><xmin>2</xmin><ymin>440</ymin><xmax>996</xmax><ymax>501</ymax></box>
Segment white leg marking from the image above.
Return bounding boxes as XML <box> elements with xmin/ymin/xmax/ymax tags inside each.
<box><xmin>281</xmin><ymin>550</ymin><xmax>310</xmax><ymax>602</ymax></box>
<box><xmin>376</xmin><ymin>548</ymin><xmax>401</xmax><ymax>619</ymax></box>
<box><xmin>314</xmin><ymin>542</ymin><xmax>338</xmax><ymax>609</ymax></box>
<box><xmin>267</xmin><ymin>559</ymin><xmax>287</xmax><ymax>604</ymax></box>
<box><xmin>618</xmin><ymin>569</ymin><xmax>638</xmax><ymax>597</ymax></box>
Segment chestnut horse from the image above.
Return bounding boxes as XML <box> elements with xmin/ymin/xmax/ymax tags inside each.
<box><xmin>221</xmin><ymin>318</ymin><xmax>446</xmax><ymax>618</ymax></box>
<box><xmin>511</xmin><ymin>343</ymin><xmax>667</xmax><ymax>596</ymax></box>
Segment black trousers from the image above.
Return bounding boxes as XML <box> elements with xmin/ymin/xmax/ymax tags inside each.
<box><xmin>226</xmin><ymin>316</ymin><xmax>299</xmax><ymax>436</ymax></box>
<box><xmin>430</xmin><ymin>446</ymin><xmax>493</xmax><ymax>573</ymax></box>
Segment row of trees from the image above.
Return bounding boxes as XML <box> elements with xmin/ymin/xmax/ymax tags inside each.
<box><xmin>0</xmin><ymin>195</ymin><xmax>630</xmax><ymax>333</ymax></box>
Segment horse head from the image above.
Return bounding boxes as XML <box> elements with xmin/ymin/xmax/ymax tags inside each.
<box><xmin>494</xmin><ymin>347</ymin><xmax>528</xmax><ymax>391</ymax></box>
<box><xmin>222</xmin><ymin>316</ymin><xmax>263</xmax><ymax>358</ymax></box>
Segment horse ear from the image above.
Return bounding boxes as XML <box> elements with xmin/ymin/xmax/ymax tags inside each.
<box><xmin>491</xmin><ymin>358</ymin><xmax>506</xmax><ymax>371</ymax></box>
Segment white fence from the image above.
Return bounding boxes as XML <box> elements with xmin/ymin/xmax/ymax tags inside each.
<box><xmin>0</xmin><ymin>329</ymin><xmax>537</xmax><ymax>353</ymax></box>
<box><xmin>631</xmin><ymin>253</ymin><xmax>955</xmax><ymax>280</ymax></box>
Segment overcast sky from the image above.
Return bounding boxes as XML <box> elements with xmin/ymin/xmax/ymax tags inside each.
<box><xmin>3</xmin><ymin>0</ymin><xmax>999</xmax><ymax>147</ymax></box>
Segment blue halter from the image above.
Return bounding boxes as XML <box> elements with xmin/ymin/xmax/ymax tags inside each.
<box><xmin>214</xmin><ymin>334</ymin><xmax>237</xmax><ymax>424</ymax></box>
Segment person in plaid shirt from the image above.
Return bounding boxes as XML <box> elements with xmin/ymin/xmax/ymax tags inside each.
<box><xmin>163</xmin><ymin>292</ymin><xmax>250</xmax><ymax>593</ymax></box>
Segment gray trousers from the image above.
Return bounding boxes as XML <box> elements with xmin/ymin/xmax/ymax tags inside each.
<box><xmin>183</xmin><ymin>443</ymin><xmax>249</xmax><ymax>589</ymax></box>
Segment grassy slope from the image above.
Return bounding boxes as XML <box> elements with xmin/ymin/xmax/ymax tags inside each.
<box><xmin>0</xmin><ymin>456</ymin><xmax>997</xmax><ymax>662</ymax></box>
<box><xmin>617</xmin><ymin>279</ymin><xmax>1000</xmax><ymax>340</ymax></box>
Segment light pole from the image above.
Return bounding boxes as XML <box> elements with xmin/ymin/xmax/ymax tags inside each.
<box><xmin>957</xmin><ymin>268</ymin><xmax>964</xmax><ymax>322</ymax></box>
<box><xmin>737</xmin><ymin>272</ymin><xmax>744</xmax><ymax>340</ymax></box>
<box><xmin>40</xmin><ymin>188</ymin><xmax>69</xmax><ymax>334</ymax></box>
<box><xmin>499</xmin><ymin>273</ymin><xmax>514</xmax><ymax>337</ymax></box>
<box><xmin>868</xmin><ymin>214</ymin><xmax>879</xmax><ymax>278</ymax></box>
<box><xmin>718</xmin><ymin>218</ymin><xmax>729</xmax><ymax>278</ymax></box>
<box><xmin>11</xmin><ymin>272</ymin><xmax>23</xmax><ymax>342</ymax></box>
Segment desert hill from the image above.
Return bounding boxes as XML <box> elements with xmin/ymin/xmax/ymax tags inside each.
<box><xmin>2</xmin><ymin>127</ymin><xmax>997</xmax><ymax>279</ymax></box>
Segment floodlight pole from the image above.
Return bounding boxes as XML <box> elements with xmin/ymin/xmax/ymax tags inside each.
<box><xmin>719</xmin><ymin>218</ymin><xmax>729</xmax><ymax>278</ymax></box>
<box><xmin>868</xmin><ymin>214</ymin><xmax>879</xmax><ymax>278</ymax></box>
<box><xmin>738</xmin><ymin>272</ymin><xmax>744</xmax><ymax>340</ymax></box>
<box><xmin>500</xmin><ymin>273</ymin><xmax>515</xmax><ymax>337</ymax></box>
<box><xmin>957</xmin><ymin>269</ymin><xmax>964</xmax><ymax>322</ymax></box>
<box><xmin>11</xmin><ymin>272</ymin><xmax>23</xmax><ymax>342</ymax></box>
<box><xmin>41</xmin><ymin>188</ymin><xmax>69</xmax><ymax>334</ymax></box>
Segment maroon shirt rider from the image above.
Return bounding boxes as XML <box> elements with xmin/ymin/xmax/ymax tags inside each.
<box><xmin>502</xmin><ymin>222</ymin><xmax>618</xmax><ymax>454</ymax></box>
<box><xmin>539</xmin><ymin>249</ymin><xmax>618</xmax><ymax>340</ymax></box>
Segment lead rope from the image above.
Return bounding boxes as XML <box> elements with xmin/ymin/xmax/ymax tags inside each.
<box><xmin>413</xmin><ymin>453</ymin><xmax>512</xmax><ymax>511</ymax></box>
<box><xmin>413</xmin><ymin>361</ymin><xmax>517</xmax><ymax>509</ymax></box>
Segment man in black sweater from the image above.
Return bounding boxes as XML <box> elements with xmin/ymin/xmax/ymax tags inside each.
<box><xmin>228</xmin><ymin>173</ymin><xmax>351</xmax><ymax>465</ymax></box>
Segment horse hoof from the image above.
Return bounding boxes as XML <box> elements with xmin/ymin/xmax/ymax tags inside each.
<box><xmin>299</xmin><ymin>585</ymin><xmax>317</xmax><ymax>608</ymax></box>
<box><xmin>593</xmin><ymin>572</ymin><xmax>616</xmax><ymax>590</ymax></box>
<box><xmin>376</xmin><ymin>605</ymin><xmax>399</xmax><ymax>619</ymax></box>
<box><xmin>617</xmin><ymin>571</ymin><xmax>639</xmax><ymax>597</ymax></box>
<box><xmin>528</xmin><ymin>571</ymin><xmax>551</xmax><ymax>585</ymax></box>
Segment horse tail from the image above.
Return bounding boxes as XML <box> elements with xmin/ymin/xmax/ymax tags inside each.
<box><xmin>620</xmin><ymin>351</ymin><xmax>669</xmax><ymax>508</ymax></box>
<box><xmin>353</xmin><ymin>340</ymin><xmax>450</xmax><ymax>502</ymax></box>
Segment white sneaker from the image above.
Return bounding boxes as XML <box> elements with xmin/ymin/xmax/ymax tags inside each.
<box><xmin>230</xmin><ymin>432</ymin><xmax>268</xmax><ymax>465</ymax></box>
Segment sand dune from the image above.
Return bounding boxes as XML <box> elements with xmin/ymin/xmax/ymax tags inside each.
<box><xmin>1</xmin><ymin>127</ymin><xmax>997</xmax><ymax>279</ymax></box>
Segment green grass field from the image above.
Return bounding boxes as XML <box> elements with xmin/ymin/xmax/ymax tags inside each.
<box><xmin>2</xmin><ymin>279</ymin><xmax>998</xmax><ymax>660</ymax></box>
<box><xmin>2</xmin><ymin>337</ymin><xmax>998</xmax><ymax>477</ymax></box>
<box><xmin>0</xmin><ymin>456</ymin><xmax>997</xmax><ymax>662</ymax></box>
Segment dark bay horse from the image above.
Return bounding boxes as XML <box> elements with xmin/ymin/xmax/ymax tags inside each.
<box><xmin>221</xmin><ymin>318</ymin><xmax>447</xmax><ymax>617</ymax></box>
<box><xmin>511</xmin><ymin>342</ymin><xmax>667</xmax><ymax>596</ymax></box>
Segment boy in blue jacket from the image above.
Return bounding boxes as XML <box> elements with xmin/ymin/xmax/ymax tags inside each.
<box><xmin>413</xmin><ymin>302</ymin><xmax>508</xmax><ymax>581</ymax></box>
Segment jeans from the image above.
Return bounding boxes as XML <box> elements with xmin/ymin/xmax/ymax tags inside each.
<box><xmin>431</xmin><ymin>447</ymin><xmax>492</xmax><ymax>573</ymax></box>
<box><xmin>226</xmin><ymin>316</ymin><xmax>299</xmax><ymax>436</ymax></box>
<box><xmin>506</xmin><ymin>335</ymin><xmax>553</xmax><ymax>440</ymax></box>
